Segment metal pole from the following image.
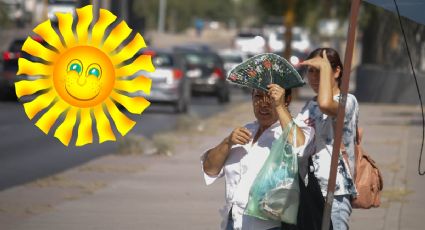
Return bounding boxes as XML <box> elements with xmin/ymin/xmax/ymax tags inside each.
<box><xmin>321</xmin><ymin>0</ymin><xmax>361</xmax><ymax>229</ymax></box>
<box><xmin>120</xmin><ymin>0</ymin><xmax>128</xmax><ymax>21</ymax></box>
<box><xmin>158</xmin><ymin>0</ymin><xmax>166</xmax><ymax>33</ymax></box>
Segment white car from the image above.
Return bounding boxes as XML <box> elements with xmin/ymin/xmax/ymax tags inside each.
<box><xmin>268</xmin><ymin>27</ymin><xmax>312</xmax><ymax>54</ymax></box>
<box><xmin>47</xmin><ymin>0</ymin><xmax>77</xmax><ymax>20</ymax></box>
<box><xmin>218</xmin><ymin>49</ymin><xmax>248</xmax><ymax>76</ymax></box>
<box><xmin>233</xmin><ymin>31</ymin><xmax>267</xmax><ymax>56</ymax></box>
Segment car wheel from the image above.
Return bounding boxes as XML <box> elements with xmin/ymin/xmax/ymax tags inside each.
<box><xmin>224</xmin><ymin>91</ymin><xmax>230</xmax><ymax>103</ymax></box>
<box><xmin>174</xmin><ymin>97</ymin><xmax>188</xmax><ymax>113</ymax></box>
<box><xmin>217</xmin><ymin>88</ymin><xmax>230</xmax><ymax>104</ymax></box>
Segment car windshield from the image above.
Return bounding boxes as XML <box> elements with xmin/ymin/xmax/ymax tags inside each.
<box><xmin>237</xmin><ymin>32</ymin><xmax>261</xmax><ymax>38</ymax></box>
<box><xmin>221</xmin><ymin>55</ymin><xmax>243</xmax><ymax>63</ymax></box>
<box><xmin>277</xmin><ymin>32</ymin><xmax>302</xmax><ymax>41</ymax></box>
<box><xmin>152</xmin><ymin>53</ymin><xmax>174</xmax><ymax>68</ymax></box>
<box><xmin>48</xmin><ymin>0</ymin><xmax>77</xmax><ymax>5</ymax></box>
<box><xmin>183</xmin><ymin>52</ymin><xmax>218</xmax><ymax>68</ymax></box>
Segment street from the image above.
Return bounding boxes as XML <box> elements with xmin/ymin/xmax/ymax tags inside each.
<box><xmin>0</xmin><ymin>88</ymin><xmax>251</xmax><ymax>190</ymax></box>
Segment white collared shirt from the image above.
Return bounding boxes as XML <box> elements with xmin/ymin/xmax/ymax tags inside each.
<box><xmin>201</xmin><ymin>120</ymin><xmax>312</xmax><ymax>230</ymax></box>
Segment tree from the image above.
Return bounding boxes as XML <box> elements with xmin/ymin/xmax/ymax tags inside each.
<box><xmin>132</xmin><ymin>0</ymin><xmax>236</xmax><ymax>32</ymax></box>
<box><xmin>360</xmin><ymin>2</ymin><xmax>425</xmax><ymax>71</ymax></box>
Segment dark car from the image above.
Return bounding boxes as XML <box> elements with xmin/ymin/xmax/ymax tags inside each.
<box><xmin>1</xmin><ymin>38</ymin><xmax>43</xmax><ymax>100</ymax></box>
<box><xmin>174</xmin><ymin>47</ymin><xmax>230</xmax><ymax>103</ymax></box>
<box><xmin>127</xmin><ymin>49</ymin><xmax>191</xmax><ymax>113</ymax></box>
<box><xmin>1</xmin><ymin>39</ymin><xmax>26</xmax><ymax>99</ymax></box>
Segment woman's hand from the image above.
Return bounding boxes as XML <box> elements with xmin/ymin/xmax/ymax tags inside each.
<box><xmin>203</xmin><ymin>127</ymin><xmax>251</xmax><ymax>176</ymax></box>
<box><xmin>300</xmin><ymin>50</ymin><xmax>331</xmax><ymax>71</ymax></box>
<box><xmin>267</xmin><ymin>84</ymin><xmax>286</xmax><ymax>109</ymax></box>
<box><xmin>228</xmin><ymin>127</ymin><xmax>252</xmax><ymax>145</ymax></box>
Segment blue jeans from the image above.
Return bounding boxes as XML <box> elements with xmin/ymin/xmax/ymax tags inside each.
<box><xmin>331</xmin><ymin>195</ymin><xmax>352</xmax><ymax>230</ymax></box>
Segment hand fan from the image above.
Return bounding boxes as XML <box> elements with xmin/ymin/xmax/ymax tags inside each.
<box><xmin>227</xmin><ymin>53</ymin><xmax>305</xmax><ymax>91</ymax></box>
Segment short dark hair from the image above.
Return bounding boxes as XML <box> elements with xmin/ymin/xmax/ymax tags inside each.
<box><xmin>307</xmin><ymin>47</ymin><xmax>343</xmax><ymax>87</ymax></box>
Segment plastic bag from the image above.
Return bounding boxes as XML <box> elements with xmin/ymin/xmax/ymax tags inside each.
<box><xmin>245</xmin><ymin>122</ymin><xmax>300</xmax><ymax>224</ymax></box>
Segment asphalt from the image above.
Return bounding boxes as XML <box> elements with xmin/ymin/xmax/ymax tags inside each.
<box><xmin>0</xmin><ymin>92</ymin><xmax>424</xmax><ymax>229</ymax></box>
<box><xmin>0</xmin><ymin>27</ymin><xmax>239</xmax><ymax>190</ymax></box>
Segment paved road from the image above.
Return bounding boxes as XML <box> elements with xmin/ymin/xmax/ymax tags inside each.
<box><xmin>0</xmin><ymin>88</ymin><xmax>250</xmax><ymax>190</ymax></box>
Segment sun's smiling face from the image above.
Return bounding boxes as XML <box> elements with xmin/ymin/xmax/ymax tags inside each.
<box><xmin>53</xmin><ymin>46</ymin><xmax>115</xmax><ymax>107</ymax></box>
<box><xmin>15</xmin><ymin>5</ymin><xmax>155</xmax><ymax>146</ymax></box>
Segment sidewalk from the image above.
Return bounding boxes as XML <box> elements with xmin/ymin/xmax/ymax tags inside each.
<box><xmin>0</xmin><ymin>99</ymin><xmax>424</xmax><ymax>230</ymax></box>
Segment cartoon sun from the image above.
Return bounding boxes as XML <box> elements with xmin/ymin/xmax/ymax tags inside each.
<box><xmin>15</xmin><ymin>5</ymin><xmax>154</xmax><ymax>146</ymax></box>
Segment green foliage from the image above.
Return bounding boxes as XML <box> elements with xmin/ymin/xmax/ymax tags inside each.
<box><xmin>0</xmin><ymin>3</ymin><xmax>12</xmax><ymax>27</ymax></box>
<box><xmin>132</xmin><ymin>0</ymin><xmax>236</xmax><ymax>32</ymax></box>
<box><xmin>257</xmin><ymin>0</ymin><xmax>351</xmax><ymax>29</ymax></box>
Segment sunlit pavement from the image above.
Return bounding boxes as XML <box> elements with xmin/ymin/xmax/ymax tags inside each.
<box><xmin>0</xmin><ymin>97</ymin><xmax>423</xmax><ymax>229</ymax></box>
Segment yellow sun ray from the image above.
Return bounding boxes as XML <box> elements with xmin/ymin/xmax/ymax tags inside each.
<box><xmin>115</xmin><ymin>54</ymin><xmax>154</xmax><ymax>77</ymax></box>
<box><xmin>17</xmin><ymin>58</ymin><xmax>53</xmax><ymax>76</ymax></box>
<box><xmin>22</xmin><ymin>37</ymin><xmax>58</xmax><ymax>63</ymax></box>
<box><xmin>104</xmin><ymin>98</ymin><xmax>135</xmax><ymax>136</ymax></box>
<box><xmin>15</xmin><ymin>78</ymin><xmax>52</xmax><ymax>98</ymax></box>
<box><xmin>91</xmin><ymin>8</ymin><xmax>117</xmax><ymax>47</ymax></box>
<box><xmin>110</xmin><ymin>33</ymin><xmax>146</xmax><ymax>66</ymax></box>
<box><xmin>33</xmin><ymin>20</ymin><xmax>65</xmax><ymax>53</ymax></box>
<box><xmin>23</xmin><ymin>90</ymin><xmax>57</xmax><ymax>120</ymax></box>
<box><xmin>16</xmin><ymin>5</ymin><xmax>154</xmax><ymax>146</ymax></box>
<box><xmin>102</xmin><ymin>21</ymin><xmax>132</xmax><ymax>54</ymax></box>
<box><xmin>76</xmin><ymin>108</ymin><xmax>93</xmax><ymax>146</ymax></box>
<box><xmin>110</xmin><ymin>91</ymin><xmax>150</xmax><ymax>114</ymax></box>
<box><xmin>94</xmin><ymin>105</ymin><xmax>115</xmax><ymax>143</ymax></box>
<box><xmin>35</xmin><ymin>100</ymin><xmax>69</xmax><ymax>134</ymax></box>
<box><xmin>114</xmin><ymin>75</ymin><xmax>151</xmax><ymax>95</ymax></box>
<box><xmin>54</xmin><ymin>107</ymin><xmax>78</xmax><ymax>146</ymax></box>
<box><xmin>76</xmin><ymin>5</ymin><xmax>93</xmax><ymax>44</ymax></box>
<box><xmin>56</xmin><ymin>12</ymin><xmax>76</xmax><ymax>48</ymax></box>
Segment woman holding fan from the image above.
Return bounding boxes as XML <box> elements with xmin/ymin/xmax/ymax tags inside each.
<box><xmin>201</xmin><ymin>85</ymin><xmax>310</xmax><ymax>230</ymax></box>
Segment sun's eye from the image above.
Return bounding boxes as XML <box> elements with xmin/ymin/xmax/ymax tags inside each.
<box><xmin>87</xmin><ymin>64</ymin><xmax>101</xmax><ymax>79</ymax></box>
<box><xmin>88</xmin><ymin>67</ymin><xmax>100</xmax><ymax>77</ymax></box>
<box><xmin>68</xmin><ymin>60</ymin><xmax>83</xmax><ymax>75</ymax></box>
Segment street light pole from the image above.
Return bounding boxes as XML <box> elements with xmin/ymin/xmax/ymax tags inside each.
<box><xmin>158</xmin><ymin>0</ymin><xmax>167</xmax><ymax>33</ymax></box>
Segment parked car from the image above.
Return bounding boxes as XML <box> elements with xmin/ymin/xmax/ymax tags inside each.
<box><xmin>268</xmin><ymin>27</ymin><xmax>312</xmax><ymax>54</ymax></box>
<box><xmin>174</xmin><ymin>47</ymin><xmax>230</xmax><ymax>103</ymax></box>
<box><xmin>127</xmin><ymin>49</ymin><xmax>191</xmax><ymax>113</ymax></box>
<box><xmin>47</xmin><ymin>0</ymin><xmax>77</xmax><ymax>21</ymax></box>
<box><xmin>272</xmin><ymin>50</ymin><xmax>307</xmax><ymax>75</ymax></box>
<box><xmin>218</xmin><ymin>49</ymin><xmax>248</xmax><ymax>76</ymax></box>
<box><xmin>233</xmin><ymin>29</ymin><xmax>267</xmax><ymax>56</ymax></box>
<box><xmin>1</xmin><ymin>38</ymin><xmax>41</xmax><ymax>100</ymax></box>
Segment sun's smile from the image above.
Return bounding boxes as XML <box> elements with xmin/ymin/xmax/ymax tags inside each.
<box><xmin>15</xmin><ymin>5</ymin><xmax>155</xmax><ymax>146</ymax></box>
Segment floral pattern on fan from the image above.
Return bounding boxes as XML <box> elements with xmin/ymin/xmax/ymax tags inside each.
<box><xmin>227</xmin><ymin>53</ymin><xmax>305</xmax><ymax>91</ymax></box>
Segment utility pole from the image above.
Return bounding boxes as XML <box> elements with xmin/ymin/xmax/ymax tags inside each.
<box><xmin>158</xmin><ymin>0</ymin><xmax>167</xmax><ymax>33</ymax></box>
<box><xmin>283</xmin><ymin>0</ymin><xmax>295</xmax><ymax>60</ymax></box>
<box><xmin>120</xmin><ymin>0</ymin><xmax>128</xmax><ymax>22</ymax></box>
